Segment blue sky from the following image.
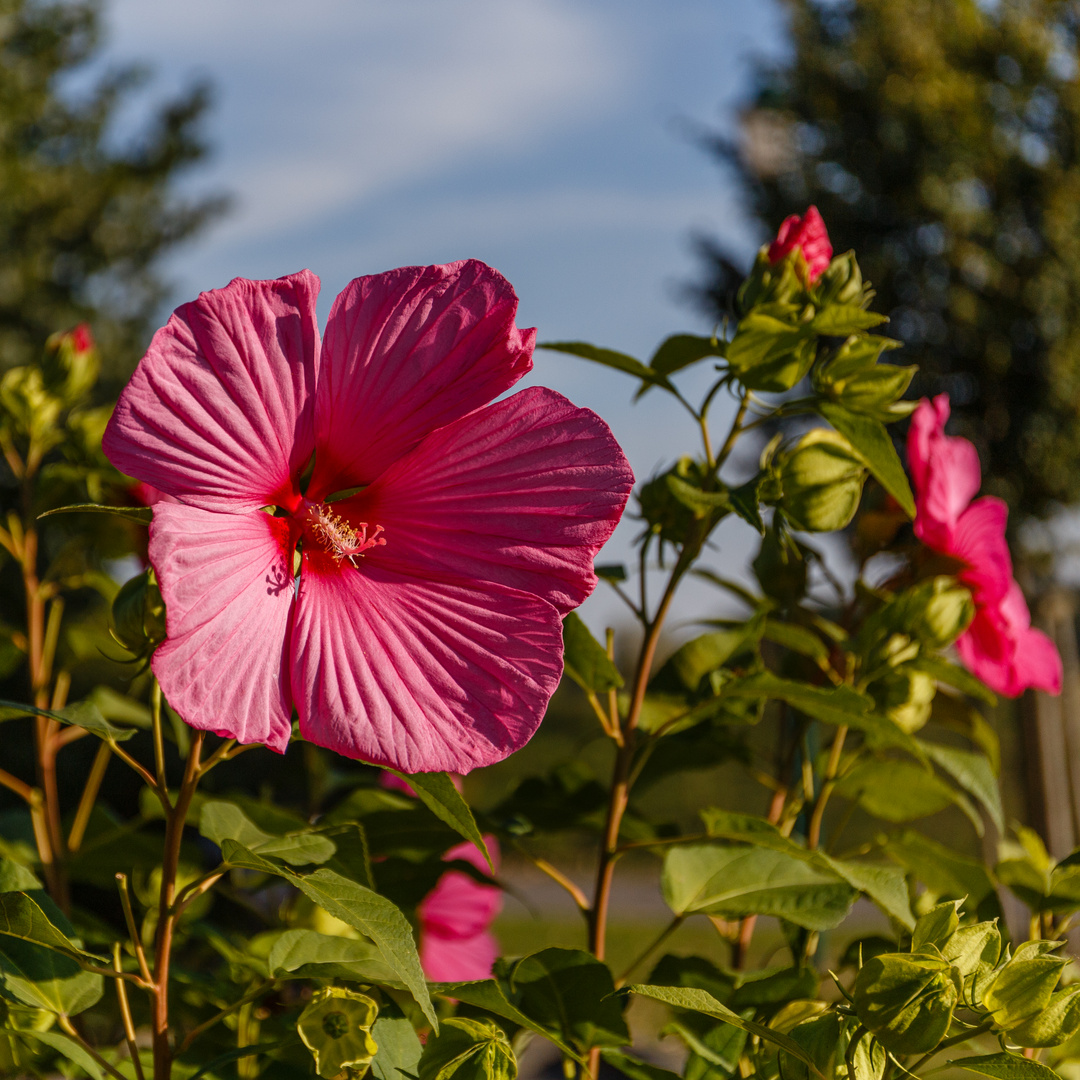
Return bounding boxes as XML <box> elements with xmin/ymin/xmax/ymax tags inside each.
<box><xmin>97</xmin><ymin>0</ymin><xmax>789</xmax><ymax>633</ymax></box>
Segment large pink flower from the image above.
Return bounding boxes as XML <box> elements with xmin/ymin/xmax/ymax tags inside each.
<box><xmin>103</xmin><ymin>261</ymin><xmax>633</xmax><ymax>771</ymax></box>
<box><xmin>418</xmin><ymin>838</ymin><xmax>502</xmax><ymax>983</ymax></box>
<box><xmin>907</xmin><ymin>395</ymin><xmax>1060</xmax><ymax>697</ymax></box>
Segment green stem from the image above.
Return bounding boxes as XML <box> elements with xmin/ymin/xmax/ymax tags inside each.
<box><xmin>615</xmin><ymin>916</ymin><xmax>684</xmax><ymax>986</ymax></box>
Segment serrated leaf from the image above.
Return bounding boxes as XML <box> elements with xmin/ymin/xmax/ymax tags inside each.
<box><xmin>0</xmin><ymin>699</ymin><xmax>138</xmax><ymax>742</ymax></box>
<box><xmin>200</xmin><ymin>801</ymin><xmax>336</xmax><ymax>865</ymax></box>
<box><xmin>661</xmin><ymin>844</ymin><xmax>855</xmax><ymax>929</ymax></box>
<box><xmin>562</xmin><ymin>612</ymin><xmax>623</xmax><ymax>695</ymax></box>
<box><xmin>382</xmin><ymin>770</ymin><xmax>493</xmax><ymax>872</ymax></box>
<box><xmin>220</xmin><ymin>840</ymin><xmax>435</xmax><ymax>1028</ymax></box>
<box><xmin>372</xmin><ymin>1015</ymin><xmax>424</xmax><ymax>1080</ymax></box>
<box><xmin>626</xmin><ymin>985</ymin><xmax>827</xmax><ymax>1079</ymax></box>
<box><xmin>267</xmin><ymin>929</ymin><xmax>399</xmax><ymax>983</ymax></box>
<box><xmin>950</xmin><ymin>1053</ymin><xmax>1060</xmax><ymax>1080</ymax></box>
<box><xmin>37</xmin><ymin>502</ymin><xmax>152</xmax><ymax>525</ymax></box>
<box><xmin>816</xmin><ymin>402</ymin><xmax>914</xmax><ymax>517</ymax></box>
<box><xmin>820</xmin><ymin>857</ymin><xmax>914</xmax><ymax>929</ymax></box>
<box><xmin>921</xmin><ymin>742</ymin><xmax>1003</xmax><ymax>833</ymax></box>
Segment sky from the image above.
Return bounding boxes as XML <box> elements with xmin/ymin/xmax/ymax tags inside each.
<box><xmin>95</xmin><ymin>0</ymin><xmax>789</xmax><ymax>636</ymax></box>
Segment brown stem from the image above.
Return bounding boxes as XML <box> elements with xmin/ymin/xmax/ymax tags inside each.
<box><xmin>116</xmin><ymin>873</ymin><xmax>154</xmax><ymax>986</ymax></box>
<box><xmin>68</xmin><ymin>742</ymin><xmax>111</xmax><ymax>852</ymax></box>
<box><xmin>176</xmin><ymin>981</ymin><xmax>274</xmax><ymax>1056</ymax></box>
<box><xmin>152</xmin><ymin>733</ymin><xmax>204</xmax><ymax>1080</ymax></box>
<box><xmin>0</xmin><ymin>767</ymin><xmax>34</xmax><ymax>801</ymax></box>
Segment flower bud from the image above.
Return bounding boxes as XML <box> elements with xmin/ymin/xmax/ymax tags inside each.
<box><xmin>774</xmin><ymin>429</ymin><xmax>867</xmax><ymax>532</ymax></box>
<box><xmin>814</xmin><ymin>250</ymin><xmax>863</xmax><ymax>305</ymax></box>
<box><xmin>870</xmin><ymin>669</ymin><xmax>936</xmax><ymax>734</ymax></box>
<box><xmin>111</xmin><ymin>569</ymin><xmax>166</xmax><ymax>657</ymax></box>
<box><xmin>42</xmin><ymin>323</ymin><xmax>98</xmax><ymax>404</ymax></box>
<box><xmin>853</xmin><ymin>952</ymin><xmax>961</xmax><ymax>1054</ymax></box>
<box><xmin>767</xmin><ymin>206</ymin><xmax>833</xmax><ymax>282</ymax></box>
<box><xmin>753</xmin><ymin>526</ymin><xmax>808</xmax><ymax>604</ymax></box>
<box><xmin>297</xmin><ymin>987</ymin><xmax>379</xmax><ymax>1080</ymax></box>
<box><xmin>419</xmin><ymin>1017</ymin><xmax>517</xmax><ymax>1080</ymax></box>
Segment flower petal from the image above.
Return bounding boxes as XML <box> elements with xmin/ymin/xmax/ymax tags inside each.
<box><xmin>419</xmin><ymin>839</ymin><xmax>502</xmax><ymax>941</ymax></box>
<box><xmin>908</xmin><ymin>394</ymin><xmax>981</xmax><ymax>541</ymax></box>
<box><xmin>309</xmin><ymin>260</ymin><xmax>534</xmax><ymax>496</ymax></box>
<box><xmin>104</xmin><ymin>272</ymin><xmax>321</xmax><ymax>513</ymax></box>
<box><xmin>421</xmin><ymin>929</ymin><xmax>499</xmax><ymax>984</ymax></box>
<box><xmin>149</xmin><ymin>503</ymin><xmax>295</xmax><ymax>752</ymax></box>
<box><xmin>349</xmin><ymin>386</ymin><xmax>633</xmax><ymax>614</ymax></box>
<box><xmin>290</xmin><ymin>560</ymin><xmax>562</xmax><ymax>772</ymax></box>
<box><xmin>950</xmin><ymin>497</ymin><xmax>1013</xmax><ymax>605</ymax></box>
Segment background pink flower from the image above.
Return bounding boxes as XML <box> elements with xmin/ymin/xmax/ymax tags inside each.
<box><xmin>767</xmin><ymin>205</ymin><xmax>832</xmax><ymax>281</ymax></box>
<box><xmin>907</xmin><ymin>394</ymin><xmax>1061</xmax><ymax>697</ymax></box>
<box><xmin>103</xmin><ymin>260</ymin><xmax>634</xmax><ymax>772</ymax></box>
<box><xmin>418</xmin><ymin>837</ymin><xmax>502</xmax><ymax>983</ymax></box>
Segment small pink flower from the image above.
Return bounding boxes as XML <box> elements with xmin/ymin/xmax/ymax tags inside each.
<box><xmin>767</xmin><ymin>206</ymin><xmax>833</xmax><ymax>281</ymax></box>
<box><xmin>103</xmin><ymin>261</ymin><xmax>634</xmax><ymax>771</ymax></box>
<box><xmin>71</xmin><ymin>324</ymin><xmax>94</xmax><ymax>354</ymax></box>
<box><xmin>419</xmin><ymin>838</ymin><xmax>502</xmax><ymax>983</ymax></box>
<box><xmin>907</xmin><ymin>395</ymin><xmax>1061</xmax><ymax>697</ymax></box>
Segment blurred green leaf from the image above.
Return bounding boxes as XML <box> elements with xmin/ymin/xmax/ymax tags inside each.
<box><xmin>920</xmin><ymin>743</ymin><xmax>1003</xmax><ymax>833</ymax></box>
<box><xmin>37</xmin><ymin>502</ymin><xmax>152</xmax><ymax>525</ymax></box>
<box><xmin>199</xmin><ymin>801</ymin><xmax>336</xmax><ymax>865</ymax></box>
<box><xmin>540</xmin><ymin>341</ymin><xmax>674</xmax><ymax>392</ymax></box>
<box><xmin>950</xmin><ymin>1054</ymin><xmax>1061</xmax><ymax>1080</ymax></box>
<box><xmin>562</xmin><ymin>612</ymin><xmax>623</xmax><ymax>695</ymax></box>
<box><xmin>419</xmin><ymin>1017</ymin><xmax>516</xmax><ymax>1080</ymax></box>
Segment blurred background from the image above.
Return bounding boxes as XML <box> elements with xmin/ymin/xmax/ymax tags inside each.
<box><xmin>6</xmin><ymin>0</ymin><xmax>1080</xmax><ymax>1016</ymax></box>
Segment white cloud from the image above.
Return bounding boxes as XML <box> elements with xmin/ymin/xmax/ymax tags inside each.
<box><xmin>104</xmin><ymin>0</ymin><xmax>626</xmax><ymax>240</ymax></box>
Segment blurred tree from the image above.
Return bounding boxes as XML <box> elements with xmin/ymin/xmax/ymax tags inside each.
<box><xmin>0</xmin><ymin>0</ymin><xmax>226</xmax><ymax>381</ymax></box>
<box><xmin>694</xmin><ymin>0</ymin><xmax>1080</xmax><ymax>519</ymax></box>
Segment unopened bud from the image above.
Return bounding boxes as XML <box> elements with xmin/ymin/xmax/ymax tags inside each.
<box><xmin>775</xmin><ymin>429</ymin><xmax>867</xmax><ymax>532</ymax></box>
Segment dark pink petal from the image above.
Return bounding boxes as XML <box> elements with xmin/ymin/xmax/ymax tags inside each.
<box><xmin>1013</xmin><ymin>624</ymin><xmax>1063</xmax><ymax>695</ymax></box>
<box><xmin>103</xmin><ymin>272</ymin><xmax>321</xmax><ymax>513</ymax></box>
<box><xmin>149</xmin><ymin>503</ymin><xmax>296</xmax><ymax>752</ymax></box>
<box><xmin>950</xmin><ymin>497</ymin><xmax>1013</xmax><ymax>605</ymax></box>
<box><xmin>908</xmin><ymin>395</ymin><xmax>981</xmax><ymax>545</ymax></box>
<box><xmin>768</xmin><ymin>206</ymin><xmax>833</xmax><ymax>281</ymax></box>
<box><xmin>419</xmin><ymin>838</ymin><xmax>502</xmax><ymax>940</ymax></box>
<box><xmin>350</xmin><ymin>387</ymin><xmax>633</xmax><ymax>614</ymax></box>
<box><xmin>309</xmin><ymin>260</ymin><xmax>534</xmax><ymax>497</ymax></box>
<box><xmin>420</xmin><ymin>929</ymin><xmax>499</xmax><ymax>983</ymax></box>
<box><xmin>290</xmin><ymin>560</ymin><xmax>563</xmax><ymax>772</ymax></box>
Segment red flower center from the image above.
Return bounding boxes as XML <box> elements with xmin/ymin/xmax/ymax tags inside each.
<box><xmin>302</xmin><ymin>501</ymin><xmax>385</xmax><ymax>566</ymax></box>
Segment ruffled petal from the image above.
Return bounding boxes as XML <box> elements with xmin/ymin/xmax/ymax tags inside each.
<box><xmin>1013</xmin><ymin>625</ymin><xmax>1063</xmax><ymax>695</ymax></box>
<box><xmin>908</xmin><ymin>395</ymin><xmax>981</xmax><ymax>541</ymax></box>
<box><xmin>103</xmin><ymin>272</ymin><xmax>321</xmax><ymax>513</ymax></box>
<box><xmin>309</xmin><ymin>260</ymin><xmax>534</xmax><ymax>496</ymax></box>
<box><xmin>347</xmin><ymin>387</ymin><xmax>633</xmax><ymax>614</ymax></box>
<box><xmin>950</xmin><ymin>497</ymin><xmax>1013</xmax><ymax>605</ymax></box>
<box><xmin>420</xmin><ymin>929</ymin><xmax>499</xmax><ymax>983</ymax></box>
<box><xmin>290</xmin><ymin>559</ymin><xmax>562</xmax><ymax>772</ymax></box>
<box><xmin>149</xmin><ymin>503</ymin><xmax>296</xmax><ymax>752</ymax></box>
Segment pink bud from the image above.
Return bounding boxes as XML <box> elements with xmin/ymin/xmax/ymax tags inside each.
<box><xmin>767</xmin><ymin>206</ymin><xmax>833</xmax><ymax>282</ymax></box>
<box><xmin>71</xmin><ymin>323</ymin><xmax>94</xmax><ymax>354</ymax></box>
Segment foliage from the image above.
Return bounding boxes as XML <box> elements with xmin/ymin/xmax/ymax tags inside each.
<box><xmin>695</xmin><ymin>0</ymin><xmax>1080</xmax><ymax>518</ymax></box>
<box><xmin>0</xmin><ymin>225</ymin><xmax>1076</xmax><ymax>1080</ymax></box>
<box><xmin>0</xmin><ymin>0</ymin><xmax>226</xmax><ymax>380</ymax></box>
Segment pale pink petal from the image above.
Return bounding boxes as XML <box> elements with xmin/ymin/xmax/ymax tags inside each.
<box><xmin>290</xmin><ymin>560</ymin><xmax>563</xmax><ymax>772</ymax></box>
<box><xmin>103</xmin><ymin>272</ymin><xmax>321</xmax><ymax>513</ymax></box>
<box><xmin>950</xmin><ymin>497</ymin><xmax>1013</xmax><ymax>604</ymax></box>
<box><xmin>419</xmin><ymin>839</ymin><xmax>502</xmax><ymax>940</ymax></box>
<box><xmin>149</xmin><ymin>503</ymin><xmax>295</xmax><ymax>752</ymax></box>
<box><xmin>908</xmin><ymin>395</ymin><xmax>981</xmax><ymax>541</ymax></box>
<box><xmin>421</xmin><ymin>929</ymin><xmax>499</xmax><ymax>984</ymax></box>
<box><xmin>308</xmin><ymin>261</ymin><xmax>534</xmax><ymax>497</ymax></box>
<box><xmin>348</xmin><ymin>387</ymin><xmax>633</xmax><ymax>614</ymax></box>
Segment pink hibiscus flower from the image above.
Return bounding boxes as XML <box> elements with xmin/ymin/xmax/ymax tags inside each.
<box><xmin>767</xmin><ymin>206</ymin><xmax>833</xmax><ymax>282</ymax></box>
<box><xmin>102</xmin><ymin>261</ymin><xmax>633</xmax><ymax>771</ymax></box>
<box><xmin>419</xmin><ymin>837</ymin><xmax>502</xmax><ymax>983</ymax></box>
<box><xmin>906</xmin><ymin>394</ymin><xmax>1061</xmax><ymax>697</ymax></box>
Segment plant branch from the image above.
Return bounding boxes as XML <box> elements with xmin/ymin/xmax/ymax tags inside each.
<box><xmin>616</xmin><ymin>916</ymin><xmax>683</xmax><ymax>986</ymax></box>
<box><xmin>113</xmin><ymin>942</ymin><xmax>147</xmax><ymax>1080</ymax></box>
<box><xmin>57</xmin><ymin>1015</ymin><xmax>128</xmax><ymax>1080</ymax></box>
<box><xmin>68</xmin><ymin>741</ymin><xmax>112</xmax><ymax>852</ymax></box>
<box><xmin>176</xmin><ymin>981</ymin><xmax>275</xmax><ymax>1056</ymax></box>
<box><xmin>807</xmin><ymin>726</ymin><xmax>848</xmax><ymax>849</ymax></box>
<box><xmin>0</xmin><ymin>766</ymin><xmax>33</xmax><ymax>801</ymax></box>
<box><xmin>116</xmin><ymin>873</ymin><xmax>154</xmax><ymax>986</ymax></box>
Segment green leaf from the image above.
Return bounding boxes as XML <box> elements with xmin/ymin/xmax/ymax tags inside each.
<box><xmin>0</xmin><ymin>891</ymin><xmax>97</xmax><ymax>959</ymax></box>
<box><xmin>381</xmin><ymin>770</ymin><xmax>493</xmax><ymax>872</ymax></box>
<box><xmin>220</xmin><ymin>840</ymin><xmax>436</xmax><ymax>1028</ymax></box>
<box><xmin>650</xmin><ymin>334</ymin><xmax>726</xmax><ymax>376</ymax></box>
<box><xmin>10</xmin><ymin>1027</ymin><xmax>105</xmax><ymax>1080</ymax></box>
<box><xmin>820</xmin><ymin>857</ymin><xmax>914</xmax><ymax>929</ymax></box>
<box><xmin>816</xmin><ymin>402</ymin><xmax>915</xmax><ymax>517</ymax></box>
<box><xmin>419</xmin><ymin>1017</ymin><xmax>516</xmax><ymax>1080</ymax></box>
<box><xmin>884</xmin><ymin>830</ymin><xmax>1000</xmax><ymax>921</ymax></box>
<box><xmin>539</xmin><ymin>341</ymin><xmax>673</xmax><ymax>392</ymax></box>
<box><xmin>915</xmin><ymin>656</ymin><xmax>998</xmax><ymax>705</ymax></box>
<box><xmin>199</xmin><ymin>800</ymin><xmax>336</xmax><ymax>865</ymax></box>
<box><xmin>810</xmin><ymin>306</ymin><xmax>888</xmax><ymax>335</ymax></box>
<box><xmin>510</xmin><ymin>948</ymin><xmax>629</xmax><ymax>1053</ymax></box>
<box><xmin>835</xmin><ymin>758</ymin><xmax>980</xmax><ymax>830</ymax></box>
<box><xmin>728</xmin><ymin>476</ymin><xmax>766</xmax><ymax>534</ymax></box>
<box><xmin>0</xmin><ymin>858</ymin><xmax>41</xmax><ymax>893</ymax></box>
<box><xmin>664</xmin><ymin>620</ymin><xmax>765</xmax><ymax>692</ymax></box>
<box><xmin>983</xmin><ymin>956</ymin><xmax>1068</xmax><ymax>1028</ymax></box>
<box><xmin>601</xmin><ymin>1049</ymin><xmax>682</xmax><ymax>1080</ymax></box>
<box><xmin>726</xmin><ymin>312</ymin><xmax>816</xmax><ymax>392</ymax></box>
<box><xmin>762</xmin><ymin>620</ymin><xmax>830</xmax><ymax>664</ymax></box>
<box><xmin>432</xmin><ymin>979</ymin><xmax>579</xmax><ymax>1060</ymax></box>
<box><xmin>37</xmin><ymin>502</ymin><xmax>152</xmax><ymax>525</ymax></box>
<box><xmin>0</xmin><ymin>698</ymin><xmax>138</xmax><ymax>742</ymax></box>
<box><xmin>187</xmin><ymin>1042</ymin><xmax>281</xmax><ymax>1080</ymax></box>
<box><xmin>661</xmin><ymin>844</ymin><xmax>855</xmax><ymax>930</ymax></box>
<box><xmin>267</xmin><ymin>929</ymin><xmax>400</xmax><ymax>983</ymax></box>
<box><xmin>920</xmin><ymin>742</ymin><xmax>1003</xmax><ymax>832</ymax></box>
<box><xmin>950</xmin><ymin>1053</ymin><xmax>1061</xmax><ymax>1080</ymax></box>
<box><xmin>372</xmin><ymin>1014</ymin><xmax>424</xmax><ymax>1080</ymax></box>
<box><xmin>626</xmin><ymin>985</ymin><xmax>827</xmax><ymax>1079</ymax></box>
<box><xmin>562</xmin><ymin>612</ymin><xmax>624</xmax><ymax>695</ymax></box>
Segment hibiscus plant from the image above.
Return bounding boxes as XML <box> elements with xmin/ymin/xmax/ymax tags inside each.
<box><xmin>0</xmin><ymin>211</ymin><xmax>1077</xmax><ymax>1080</ymax></box>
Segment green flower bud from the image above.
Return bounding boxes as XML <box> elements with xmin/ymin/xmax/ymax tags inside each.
<box><xmin>775</xmin><ymin>429</ymin><xmax>867</xmax><ymax>532</ymax></box>
<box><xmin>726</xmin><ymin>304</ymin><xmax>817</xmax><ymax>392</ymax></box>
<box><xmin>753</xmin><ymin>526</ymin><xmax>808</xmax><ymax>604</ymax></box>
<box><xmin>110</xmin><ymin>569</ymin><xmax>166</xmax><ymax>657</ymax></box>
<box><xmin>983</xmin><ymin>954</ymin><xmax>1069</xmax><ymax>1031</ymax></box>
<box><xmin>853</xmin><ymin>952</ymin><xmax>961</xmax><ymax>1055</ymax></box>
<box><xmin>638</xmin><ymin>457</ymin><xmax>720</xmax><ymax>545</ymax></box>
<box><xmin>0</xmin><ymin>366</ymin><xmax>62</xmax><ymax>448</ymax></box>
<box><xmin>870</xmin><ymin>669</ymin><xmax>936</xmax><ymax>734</ymax></box>
<box><xmin>42</xmin><ymin>324</ymin><xmax>98</xmax><ymax>405</ymax></box>
<box><xmin>1005</xmin><ymin>986</ymin><xmax>1080</xmax><ymax>1048</ymax></box>
<box><xmin>297</xmin><ymin>987</ymin><xmax>379</xmax><ymax>1080</ymax></box>
<box><xmin>814</xmin><ymin>251</ymin><xmax>865</xmax><ymax>306</ymax></box>
<box><xmin>419</xmin><ymin>1018</ymin><xmax>517</xmax><ymax>1080</ymax></box>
